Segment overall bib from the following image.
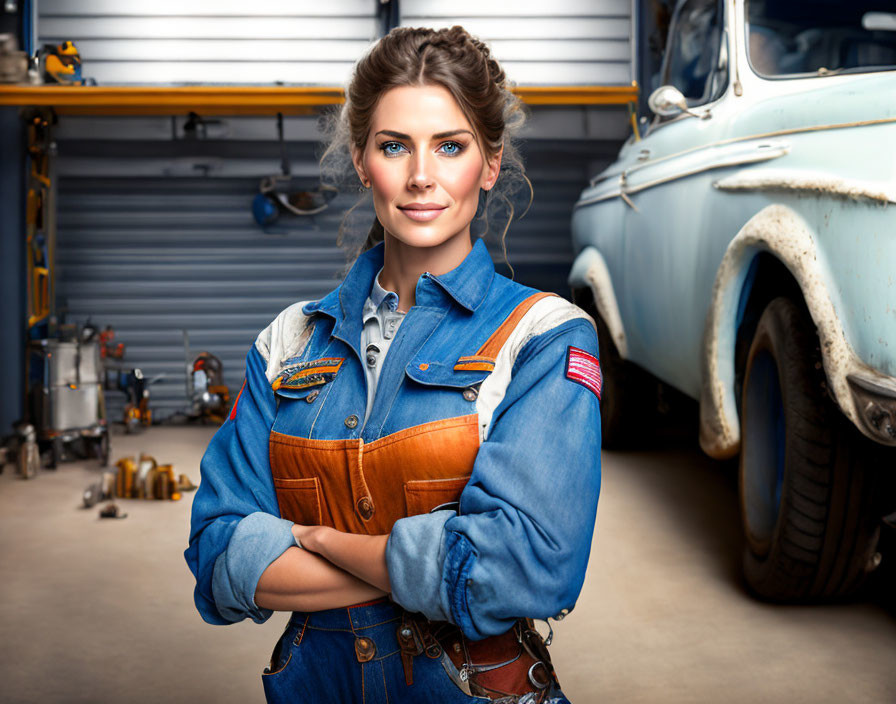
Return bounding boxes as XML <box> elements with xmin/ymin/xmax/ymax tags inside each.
<box><xmin>262</xmin><ymin>292</ymin><xmax>570</xmax><ymax>704</ymax></box>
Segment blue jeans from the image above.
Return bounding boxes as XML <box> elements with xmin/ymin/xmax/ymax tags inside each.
<box><xmin>262</xmin><ymin>599</ymin><xmax>571</xmax><ymax>703</ymax></box>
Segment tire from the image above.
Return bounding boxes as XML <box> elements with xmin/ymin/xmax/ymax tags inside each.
<box><xmin>739</xmin><ymin>297</ymin><xmax>880</xmax><ymax>600</ymax></box>
<box><xmin>593</xmin><ymin>311</ymin><xmax>656</xmax><ymax>449</ymax></box>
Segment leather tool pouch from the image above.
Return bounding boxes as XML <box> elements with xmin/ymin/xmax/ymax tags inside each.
<box><xmin>400</xmin><ymin>612</ymin><xmax>559</xmax><ymax>702</ymax></box>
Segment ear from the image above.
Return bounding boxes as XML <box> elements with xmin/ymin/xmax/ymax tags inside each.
<box><xmin>351</xmin><ymin>144</ymin><xmax>370</xmax><ymax>188</ymax></box>
<box><xmin>481</xmin><ymin>143</ymin><xmax>504</xmax><ymax>191</ymax></box>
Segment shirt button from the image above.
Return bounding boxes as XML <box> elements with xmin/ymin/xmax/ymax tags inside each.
<box><xmin>305</xmin><ymin>389</ymin><xmax>320</xmax><ymax>403</ymax></box>
<box><xmin>366</xmin><ymin>344</ymin><xmax>380</xmax><ymax>368</ymax></box>
<box><xmin>344</xmin><ymin>414</ymin><xmax>359</xmax><ymax>429</ymax></box>
<box><xmin>357</xmin><ymin>496</ymin><xmax>374</xmax><ymax>519</ymax></box>
<box><xmin>463</xmin><ymin>387</ymin><xmax>478</xmax><ymax>402</ymax></box>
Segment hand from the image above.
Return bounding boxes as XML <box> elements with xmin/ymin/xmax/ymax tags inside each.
<box><xmin>291</xmin><ymin>523</ymin><xmax>330</xmax><ymax>553</ymax></box>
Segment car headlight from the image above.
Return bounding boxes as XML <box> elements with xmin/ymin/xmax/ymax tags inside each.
<box><xmin>847</xmin><ymin>373</ymin><xmax>896</xmax><ymax>445</ymax></box>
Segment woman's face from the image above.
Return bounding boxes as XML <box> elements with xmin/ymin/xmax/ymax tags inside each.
<box><xmin>352</xmin><ymin>84</ymin><xmax>502</xmax><ymax>252</ymax></box>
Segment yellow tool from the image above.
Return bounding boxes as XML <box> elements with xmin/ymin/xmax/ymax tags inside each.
<box><xmin>42</xmin><ymin>41</ymin><xmax>83</xmax><ymax>85</ymax></box>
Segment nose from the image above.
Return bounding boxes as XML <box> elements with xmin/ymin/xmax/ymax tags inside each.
<box><xmin>407</xmin><ymin>150</ymin><xmax>435</xmax><ymax>191</ymax></box>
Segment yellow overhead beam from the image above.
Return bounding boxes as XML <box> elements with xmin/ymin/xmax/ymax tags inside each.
<box><xmin>0</xmin><ymin>84</ymin><xmax>638</xmax><ymax>115</ymax></box>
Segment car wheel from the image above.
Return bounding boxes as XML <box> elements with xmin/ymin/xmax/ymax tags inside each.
<box><xmin>739</xmin><ymin>297</ymin><xmax>880</xmax><ymax>600</ymax></box>
<box><xmin>593</xmin><ymin>312</ymin><xmax>655</xmax><ymax>449</ymax></box>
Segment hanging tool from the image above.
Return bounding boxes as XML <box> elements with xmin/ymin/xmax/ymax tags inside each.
<box><xmin>252</xmin><ymin>112</ymin><xmax>338</xmax><ymax>226</ymax></box>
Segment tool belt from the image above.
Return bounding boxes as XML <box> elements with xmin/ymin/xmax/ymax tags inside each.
<box><xmin>397</xmin><ymin>611</ymin><xmax>559</xmax><ymax>702</ymax></box>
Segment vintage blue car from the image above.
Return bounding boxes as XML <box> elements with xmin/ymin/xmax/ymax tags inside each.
<box><xmin>569</xmin><ymin>0</ymin><xmax>896</xmax><ymax>601</ymax></box>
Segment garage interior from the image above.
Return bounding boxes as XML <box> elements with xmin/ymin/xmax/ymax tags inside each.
<box><xmin>1</xmin><ymin>2</ymin><xmax>894</xmax><ymax>703</ymax></box>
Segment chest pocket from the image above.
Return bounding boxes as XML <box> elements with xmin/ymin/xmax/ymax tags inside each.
<box><xmin>271</xmin><ymin>356</ymin><xmax>345</xmax><ymax>440</ymax></box>
<box><xmin>404</xmin><ymin>359</ymin><xmax>490</xmax><ymax>404</ymax></box>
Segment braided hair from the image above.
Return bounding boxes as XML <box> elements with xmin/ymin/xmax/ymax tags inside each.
<box><xmin>319</xmin><ymin>25</ymin><xmax>531</xmax><ymax>270</ymax></box>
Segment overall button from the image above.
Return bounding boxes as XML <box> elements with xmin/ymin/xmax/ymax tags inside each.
<box><xmin>344</xmin><ymin>414</ymin><xmax>359</xmax><ymax>429</ymax></box>
<box><xmin>462</xmin><ymin>387</ymin><xmax>478</xmax><ymax>402</ymax></box>
<box><xmin>357</xmin><ymin>496</ymin><xmax>374</xmax><ymax>520</ymax></box>
<box><xmin>354</xmin><ymin>636</ymin><xmax>376</xmax><ymax>662</ymax></box>
<box><xmin>305</xmin><ymin>389</ymin><xmax>320</xmax><ymax>403</ymax></box>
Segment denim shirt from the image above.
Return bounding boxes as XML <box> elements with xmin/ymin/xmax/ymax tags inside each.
<box><xmin>184</xmin><ymin>238</ymin><xmax>602</xmax><ymax>640</ymax></box>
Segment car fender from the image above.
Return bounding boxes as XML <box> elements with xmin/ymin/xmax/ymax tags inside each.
<box><xmin>699</xmin><ymin>203</ymin><xmax>864</xmax><ymax>459</ymax></box>
<box><xmin>568</xmin><ymin>246</ymin><xmax>628</xmax><ymax>358</ymax></box>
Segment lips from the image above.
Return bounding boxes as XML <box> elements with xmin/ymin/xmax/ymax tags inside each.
<box><xmin>397</xmin><ymin>202</ymin><xmax>447</xmax><ymax>222</ymax></box>
<box><xmin>398</xmin><ymin>202</ymin><xmax>447</xmax><ymax>211</ymax></box>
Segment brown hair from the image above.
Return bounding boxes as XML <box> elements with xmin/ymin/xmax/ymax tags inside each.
<box><xmin>319</xmin><ymin>25</ymin><xmax>531</xmax><ymax>272</ymax></box>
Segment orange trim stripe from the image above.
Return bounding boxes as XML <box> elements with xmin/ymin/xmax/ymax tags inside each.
<box><xmin>456</xmin><ymin>355</ymin><xmax>495</xmax><ymax>363</ymax></box>
<box><xmin>475</xmin><ymin>292</ymin><xmax>558</xmax><ymax>360</ymax></box>
<box><xmin>289</xmin><ymin>363</ymin><xmax>342</xmax><ymax>379</ymax></box>
<box><xmin>229</xmin><ymin>380</ymin><xmax>247</xmax><ymax>421</ymax></box>
<box><xmin>453</xmin><ymin>362</ymin><xmax>496</xmax><ymax>372</ymax></box>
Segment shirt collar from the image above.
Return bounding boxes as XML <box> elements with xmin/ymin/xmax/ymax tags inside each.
<box><xmin>302</xmin><ymin>237</ymin><xmax>495</xmax><ymax>349</ymax></box>
<box><xmin>362</xmin><ymin>268</ymin><xmax>401</xmax><ymax>325</ymax></box>
<box><xmin>425</xmin><ymin>237</ymin><xmax>495</xmax><ymax>313</ymax></box>
<box><xmin>370</xmin><ymin>268</ymin><xmax>400</xmax><ymax>312</ymax></box>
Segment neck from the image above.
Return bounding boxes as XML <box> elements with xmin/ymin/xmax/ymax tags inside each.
<box><xmin>378</xmin><ymin>229</ymin><xmax>473</xmax><ymax>311</ymax></box>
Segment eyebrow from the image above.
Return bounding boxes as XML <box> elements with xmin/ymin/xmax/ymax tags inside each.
<box><xmin>374</xmin><ymin>129</ymin><xmax>474</xmax><ymax>140</ymax></box>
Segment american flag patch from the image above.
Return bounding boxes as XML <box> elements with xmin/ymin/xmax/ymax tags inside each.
<box><xmin>565</xmin><ymin>346</ymin><xmax>602</xmax><ymax>399</ymax></box>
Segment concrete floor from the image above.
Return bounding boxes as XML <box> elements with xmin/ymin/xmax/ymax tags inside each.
<box><xmin>1</xmin><ymin>425</ymin><xmax>894</xmax><ymax>704</ymax></box>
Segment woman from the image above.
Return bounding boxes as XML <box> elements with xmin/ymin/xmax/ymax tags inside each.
<box><xmin>185</xmin><ymin>25</ymin><xmax>602</xmax><ymax>704</ymax></box>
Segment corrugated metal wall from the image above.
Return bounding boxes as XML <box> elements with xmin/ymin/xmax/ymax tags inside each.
<box><xmin>39</xmin><ymin>0</ymin><xmax>634</xmax><ymax>87</ymax></box>
<box><xmin>38</xmin><ymin>0</ymin><xmax>379</xmax><ymax>85</ymax></box>
<box><xmin>401</xmin><ymin>0</ymin><xmax>634</xmax><ymax>85</ymax></box>
<box><xmin>52</xmin><ymin>110</ymin><xmax>627</xmax><ymax>421</ymax></box>
<box><xmin>39</xmin><ymin>2</ymin><xmax>634</xmax><ymax>422</ymax></box>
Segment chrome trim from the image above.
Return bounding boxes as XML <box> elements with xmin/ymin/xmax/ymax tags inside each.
<box><xmin>714</xmin><ymin>169</ymin><xmax>896</xmax><ymax>204</ymax></box>
<box><xmin>575</xmin><ymin>142</ymin><xmax>789</xmax><ymax>209</ymax></box>
<box><xmin>582</xmin><ymin>114</ymin><xmax>896</xmax><ymax>204</ymax></box>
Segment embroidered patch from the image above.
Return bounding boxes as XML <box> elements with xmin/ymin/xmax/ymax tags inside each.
<box><xmin>229</xmin><ymin>380</ymin><xmax>247</xmax><ymax>421</ymax></box>
<box><xmin>565</xmin><ymin>346</ymin><xmax>601</xmax><ymax>399</ymax></box>
<box><xmin>272</xmin><ymin>357</ymin><xmax>344</xmax><ymax>391</ymax></box>
<box><xmin>453</xmin><ymin>354</ymin><xmax>496</xmax><ymax>372</ymax></box>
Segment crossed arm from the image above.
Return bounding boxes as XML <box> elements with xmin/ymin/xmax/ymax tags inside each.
<box><xmin>254</xmin><ymin>526</ymin><xmax>392</xmax><ymax>612</ymax></box>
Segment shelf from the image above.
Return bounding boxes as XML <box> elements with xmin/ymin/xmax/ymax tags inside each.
<box><xmin>0</xmin><ymin>84</ymin><xmax>638</xmax><ymax>115</ymax></box>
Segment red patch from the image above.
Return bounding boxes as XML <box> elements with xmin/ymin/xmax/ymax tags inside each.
<box><xmin>229</xmin><ymin>380</ymin><xmax>247</xmax><ymax>421</ymax></box>
<box><xmin>565</xmin><ymin>346</ymin><xmax>602</xmax><ymax>400</ymax></box>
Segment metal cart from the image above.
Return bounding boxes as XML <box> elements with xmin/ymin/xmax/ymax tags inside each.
<box><xmin>26</xmin><ymin>339</ymin><xmax>110</xmax><ymax>467</ymax></box>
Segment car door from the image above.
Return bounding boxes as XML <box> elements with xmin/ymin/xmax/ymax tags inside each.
<box><xmin>620</xmin><ymin>0</ymin><xmax>733</xmax><ymax>395</ymax></box>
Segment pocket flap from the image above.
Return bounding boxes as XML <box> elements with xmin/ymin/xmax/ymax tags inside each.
<box><xmin>405</xmin><ymin>360</ymin><xmax>490</xmax><ymax>389</ymax></box>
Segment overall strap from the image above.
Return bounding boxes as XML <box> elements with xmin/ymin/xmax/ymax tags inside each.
<box><xmin>454</xmin><ymin>292</ymin><xmax>558</xmax><ymax>372</ymax></box>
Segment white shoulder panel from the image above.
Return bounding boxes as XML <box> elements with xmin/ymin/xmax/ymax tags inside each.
<box><xmin>254</xmin><ymin>300</ymin><xmax>314</xmax><ymax>384</ymax></box>
<box><xmin>475</xmin><ymin>296</ymin><xmax>595</xmax><ymax>442</ymax></box>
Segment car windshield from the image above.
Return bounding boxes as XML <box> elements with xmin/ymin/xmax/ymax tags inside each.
<box><xmin>746</xmin><ymin>0</ymin><xmax>896</xmax><ymax>77</ymax></box>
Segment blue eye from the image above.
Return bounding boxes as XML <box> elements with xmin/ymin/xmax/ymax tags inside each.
<box><xmin>380</xmin><ymin>141</ymin><xmax>407</xmax><ymax>156</ymax></box>
<box><xmin>438</xmin><ymin>141</ymin><xmax>463</xmax><ymax>156</ymax></box>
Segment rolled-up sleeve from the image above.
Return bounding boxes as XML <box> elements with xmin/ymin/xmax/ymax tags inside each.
<box><xmin>183</xmin><ymin>343</ymin><xmax>295</xmax><ymax>625</ymax></box>
<box><xmin>386</xmin><ymin>318</ymin><xmax>602</xmax><ymax>639</ymax></box>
